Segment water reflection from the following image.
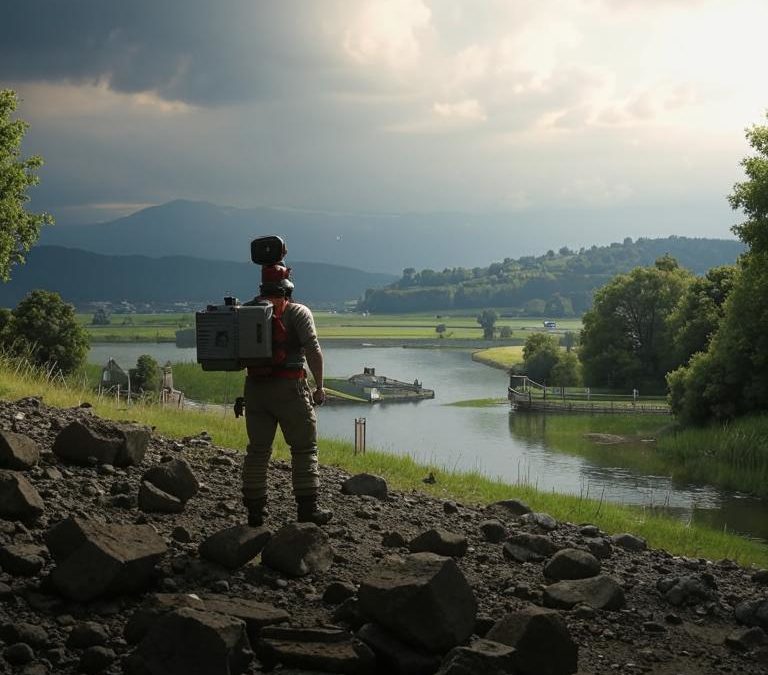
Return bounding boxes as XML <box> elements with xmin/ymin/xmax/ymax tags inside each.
<box><xmin>507</xmin><ymin>410</ymin><xmax>768</xmax><ymax>541</ymax></box>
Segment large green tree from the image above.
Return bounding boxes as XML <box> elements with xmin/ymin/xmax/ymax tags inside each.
<box><xmin>522</xmin><ymin>333</ymin><xmax>560</xmax><ymax>384</ymax></box>
<box><xmin>131</xmin><ymin>354</ymin><xmax>161</xmax><ymax>393</ymax></box>
<box><xmin>579</xmin><ymin>256</ymin><xmax>692</xmax><ymax>390</ymax></box>
<box><xmin>0</xmin><ymin>90</ymin><xmax>53</xmax><ymax>281</ymax></box>
<box><xmin>669</xmin><ymin>114</ymin><xmax>768</xmax><ymax>423</ymax></box>
<box><xmin>476</xmin><ymin>309</ymin><xmax>498</xmax><ymax>340</ymax></box>
<box><xmin>668</xmin><ymin>265</ymin><xmax>737</xmax><ymax>365</ymax></box>
<box><xmin>3</xmin><ymin>290</ymin><xmax>89</xmax><ymax>374</ymax></box>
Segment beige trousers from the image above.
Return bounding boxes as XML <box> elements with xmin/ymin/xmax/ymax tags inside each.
<box><xmin>242</xmin><ymin>376</ymin><xmax>320</xmax><ymax>500</ymax></box>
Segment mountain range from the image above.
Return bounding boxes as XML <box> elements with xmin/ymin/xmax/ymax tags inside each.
<box><xmin>0</xmin><ymin>247</ymin><xmax>395</xmax><ymax>308</ymax></box>
<box><xmin>42</xmin><ymin>199</ymin><xmax>738</xmax><ymax>275</ymax></box>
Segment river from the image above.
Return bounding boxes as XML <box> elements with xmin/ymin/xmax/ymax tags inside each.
<box><xmin>88</xmin><ymin>343</ymin><xmax>768</xmax><ymax>542</ymax></box>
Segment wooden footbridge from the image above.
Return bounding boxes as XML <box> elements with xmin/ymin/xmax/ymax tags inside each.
<box><xmin>508</xmin><ymin>375</ymin><xmax>671</xmax><ymax>414</ymax></box>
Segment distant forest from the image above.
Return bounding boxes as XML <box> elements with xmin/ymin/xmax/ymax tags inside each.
<box><xmin>359</xmin><ymin>236</ymin><xmax>745</xmax><ymax>315</ymax></box>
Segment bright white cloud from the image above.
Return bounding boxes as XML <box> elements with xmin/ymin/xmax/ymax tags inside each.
<box><xmin>342</xmin><ymin>0</ymin><xmax>432</xmax><ymax>69</ymax></box>
<box><xmin>432</xmin><ymin>99</ymin><xmax>487</xmax><ymax>122</ymax></box>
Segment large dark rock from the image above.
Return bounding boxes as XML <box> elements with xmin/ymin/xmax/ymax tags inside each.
<box><xmin>141</xmin><ymin>458</ymin><xmax>199</xmax><ymax>502</ymax></box>
<box><xmin>125</xmin><ymin>593</ymin><xmax>206</xmax><ymax>644</ymax></box>
<box><xmin>0</xmin><ymin>470</ymin><xmax>44</xmax><ymax>521</ymax></box>
<box><xmin>341</xmin><ymin>473</ymin><xmax>388</xmax><ymax>500</ymax></box>
<box><xmin>52</xmin><ymin>419</ymin><xmax>149</xmax><ymax>466</ymax></box>
<box><xmin>520</xmin><ymin>512</ymin><xmax>558</xmax><ymax>531</ymax></box>
<box><xmin>257</xmin><ymin>626</ymin><xmax>376</xmax><ymax>674</ymax></box>
<box><xmin>610</xmin><ymin>533</ymin><xmax>647</xmax><ymax>551</ymax></box>
<box><xmin>128</xmin><ymin>593</ymin><xmax>290</xmax><ymax>648</ymax></box>
<box><xmin>544</xmin><ymin>548</ymin><xmax>601</xmax><ymax>580</ymax></box>
<box><xmin>358</xmin><ymin>552</ymin><xmax>477</xmax><ymax>653</ymax></box>
<box><xmin>486</xmin><ymin>606</ymin><xmax>578</xmax><ymax>675</ymax></box>
<box><xmin>137</xmin><ymin>481</ymin><xmax>184</xmax><ymax>513</ymax></box>
<box><xmin>0</xmin><ymin>431</ymin><xmax>40</xmax><ymax>470</ymax></box>
<box><xmin>735</xmin><ymin>599</ymin><xmax>768</xmax><ymax>632</ymax></box>
<box><xmin>126</xmin><ymin>607</ymin><xmax>252</xmax><ymax>675</ymax></box>
<box><xmin>201</xmin><ymin>595</ymin><xmax>290</xmax><ymax>646</ymax></box>
<box><xmin>436</xmin><ymin>639</ymin><xmax>517</xmax><ymax>675</ymax></box>
<box><xmin>486</xmin><ymin>499</ymin><xmax>532</xmax><ymax>518</ymax></box>
<box><xmin>503</xmin><ymin>533</ymin><xmax>559</xmax><ymax>563</ymax></box>
<box><xmin>357</xmin><ymin>622</ymin><xmax>440</xmax><ymax>675</ymax></box>
<box><xmin>261</xmin><ymin>522</ymin><xmax>333</xmax><ymax>577</ymax></box>
<box><xmin>657</xmin><ymin>574</ymin><xmax>718</xmax><ymax>607</ymax></box>
<box><xmin>199</xmin><ymin>525</ymin><xmax>271</xmax><ymax>570</ymax></box>
<box><xmin>44</xmin><ymin>516</ymin><xmax>167</xmax><ymax>602</ymax></box>
<box><xmin>409</xmin><ymin>528</ymin><xmax>468</xmax><ymax>558</ymax></box>
<box><xmin>0</xmin><ymin>543</ymin><xmax>46</xmax><ymax>576</ymax></box>
<box><xmin>543</xmin><ymin>575</ymin><xmax>625</xmax><ymax>611</ymax></box>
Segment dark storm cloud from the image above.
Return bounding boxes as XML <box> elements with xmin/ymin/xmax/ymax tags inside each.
<box><xmin>0</xmin><ymin>0</ymin><xmax>345</xmax><ymax>105</ymax></box>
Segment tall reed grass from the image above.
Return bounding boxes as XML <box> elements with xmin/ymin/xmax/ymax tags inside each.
<box><xmin>1</xmin><ymin>350</ymin><xmax>767</xmax><ymax>566</ymax></box>
<box><xmin>657</xmin><ymin>416</ymin><xmax>768</xmax><ymax>497</ymax></box>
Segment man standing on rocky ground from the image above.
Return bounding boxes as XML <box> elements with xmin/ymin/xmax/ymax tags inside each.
<box><xmin>241</xmin><ymin>262</ymin><xmax>332</xmax><ymax>527</ymax></box>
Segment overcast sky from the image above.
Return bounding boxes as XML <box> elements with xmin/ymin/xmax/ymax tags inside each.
<box><xmin>2</xmin><ymin>0</ymin><xmax>765</xmax><ymax>250</ymax></box>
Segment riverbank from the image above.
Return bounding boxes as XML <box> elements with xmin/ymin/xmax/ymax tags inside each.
<box><xmin>2</xmin><ymin>357</ymin><xmax>767</xmax><ymax>566</ymax></box>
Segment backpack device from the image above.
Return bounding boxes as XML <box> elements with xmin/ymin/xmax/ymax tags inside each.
<box><xmin>195</xmin><ymin>296</ymin><xmax>273</xmax><ymax>371</ymax></box>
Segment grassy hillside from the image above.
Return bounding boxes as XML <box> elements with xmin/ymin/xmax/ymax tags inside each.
<box><xmin>361</xmin><ymin>236</ymin><xmax>745</xmax><ymax>314</ymax></box>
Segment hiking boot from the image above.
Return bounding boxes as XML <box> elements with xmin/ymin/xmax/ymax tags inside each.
<box><xmin>244</xmin><ymin>497</ymin><xmax>268</xmax><ymax>527</ymax></box>
<box><xmin>296</xmin><ymin>495</ymin><xmax>333</xmax><ymax>525</ymax></box>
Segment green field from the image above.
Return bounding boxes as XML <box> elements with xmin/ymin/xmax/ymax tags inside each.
<box><xmin>79</xmin><ymin>311</ymin><xmax>582</xmax><ymax>343</ymax></box>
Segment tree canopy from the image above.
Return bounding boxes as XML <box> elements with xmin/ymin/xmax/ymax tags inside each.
<box><xmin>1</xmin><ymin>290</ymin><xmax>89</xmax><ymax>374</ymax></box>
<box><xmin>476</xmin><ymin>309</ymin><xmax>498</xmax><ymax>340</ymax></box>
<box><xmin>579</xmin><ymin>257</ymin><xmax>692</xmax><ymax>391</ymax></box>
<box><xmin>0</xmin><ymin>90</ymin><xmax>53</xmax><ymax>281</ymax></box>
<box><xmin>669</xmin><ymin>113</ymin><xmax>768</xmax><ymax>423</ymax></box>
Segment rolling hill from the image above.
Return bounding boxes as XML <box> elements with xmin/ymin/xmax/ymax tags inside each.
<box><xmin>0</xmin><ymin>247</ymin><xmax>395</xmax><ymax>307</ymax></box>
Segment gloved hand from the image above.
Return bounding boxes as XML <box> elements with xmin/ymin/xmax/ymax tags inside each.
<box><xmin>234</xmin><ymin>396</ymin><xmax>245</xmax><ymax>418</ymax></box>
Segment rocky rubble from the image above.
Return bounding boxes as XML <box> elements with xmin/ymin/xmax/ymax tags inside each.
<box><xmin>0</xmin><ymin>395</ymin><xmax>766</xmax><ymax>673</ymax></box>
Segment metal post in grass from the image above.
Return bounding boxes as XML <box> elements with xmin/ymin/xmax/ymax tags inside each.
<box><xmin>354</xmin><ymin>417</ymin><xmax>367</xmax><ymax>455</ymax></box>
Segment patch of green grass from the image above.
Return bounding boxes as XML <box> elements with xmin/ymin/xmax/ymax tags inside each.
<box><xmin>446</xmin><ymin>398</ymin><xmax>508</xmax><ymax>408</ymax></box>
<box><xmin>2</xmin><ymin>355</ymin><xmax>766</xmax><ymax>566</ymax></box>
<box><xmin>472</xmin><ymin>346</ymin><xmax>524</xmax><ymax>369</ymax></box>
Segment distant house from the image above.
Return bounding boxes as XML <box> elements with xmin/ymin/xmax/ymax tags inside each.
<box><xmin>543</xmin><ymin>320</ymin><xmax>557</xmax><ymax>330</ymax></box>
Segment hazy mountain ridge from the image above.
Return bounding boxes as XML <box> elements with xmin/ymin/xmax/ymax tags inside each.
<box><xmin>41</xmin><ymin>199</ymin><xmax>739</xmax><ymax>275</ymax></box>
<box><xmin>0</xmin><ymin>246</ymin><xmax>396</xmax><ymax>307</ymax></box>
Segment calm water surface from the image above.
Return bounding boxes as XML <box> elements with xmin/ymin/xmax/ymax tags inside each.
<box><xmin>89</xmin><ymin>343</ymin><xmax>768</xmax><ymax>542</ymax></box>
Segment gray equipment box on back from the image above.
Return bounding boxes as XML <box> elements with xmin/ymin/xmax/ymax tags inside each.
<box><xmin>196</xmin><ymin>299</ymin><xmax>273</xmax><ymax>371</ymax></box>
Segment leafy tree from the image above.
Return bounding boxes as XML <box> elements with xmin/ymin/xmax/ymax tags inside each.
<box><xmin>499</xmin><ymin>325</ymin><xmax>512</xmax><ymax>339</ymax></box>
<box><xmin>561</xmin><ymin>331</ymin><xmax>577</xmax><ymax>352</ymax></box>
<box><xmin>435</xmin><ymin>323</ymin><xmax>446</xmax><ymax>338</ymax></box>
<box><xmin>668</xmin><ymin>265</ymin><xmax>737</xmax><ymax>364</ymax></box>
<box><xmin>669</xmin><ymin>114</ymin><xmax>768</xmax><ymax>422</ymax></box>
<box><xmin>91</xmin><ymin>308</ymin><xmax>111</xmax><ymax>325</ymax></box>
<box><xmin>551</xmin><ymin>351</ymin><xmax>581</xmax><ymax>387</ymax></box>
<box><xmin>0</xmin><ymin>90</ymin><xmax>53</xmax><ymax>281</ymax></box>
<box><xmin>4</xmin><ymin>290</ymin><xmax>89</xmax><ymax>373</ymax></box>
<box><xmin>522</xmin><ymin>333</ymin><xmax>560</xmax><ymax>383</ymax></box>
<box><xmin>131</xmin><ymin>354</ymin><xmax>161</xmax><ymax>392</ymax></box>
<box><xmin>476</xmin><ymin>309</ymin><xmax>498</xmax><ymax>339</ymax></box>
<box><xmin>579</xmin><ymin>258</ymin><xmax>692</xmax><ymax>390</ymax></box>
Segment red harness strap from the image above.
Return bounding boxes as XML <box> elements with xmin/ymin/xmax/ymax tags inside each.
<box><xmin>246</xmin><ymin>297</ymin><xmax>305</xmax><ymax>379</ymax></box>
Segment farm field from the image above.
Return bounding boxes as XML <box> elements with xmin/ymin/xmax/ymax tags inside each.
<box><xmin>78</xmin><ymin>311</ymin><xmax>582</xmax><ymax>343</ymax></box>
